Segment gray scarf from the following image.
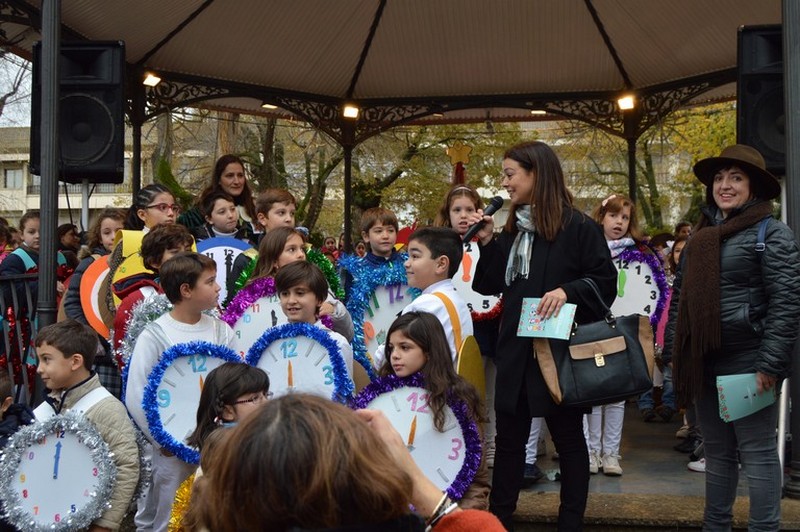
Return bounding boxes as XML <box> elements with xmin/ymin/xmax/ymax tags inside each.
<box><xmin>505</xmin><ymin>205</ymin><xmax>536</xmax><ymax>285</ymax></box>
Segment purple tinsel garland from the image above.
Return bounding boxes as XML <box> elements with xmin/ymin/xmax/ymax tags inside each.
<box><xmin>616</xmin><ymin>247</ymin><xmax>669</xmax><ymax>327</ymax></box>
<box><xmin>221</xmin><ymin>276</ymin><xmax>333</xmax><ymax>329</ymax></box>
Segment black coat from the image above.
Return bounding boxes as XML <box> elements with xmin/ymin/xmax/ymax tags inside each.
<box><xmin>663</xmin><ymin>206</ymin><xmax>800</xmax><ymax>381</ymax></box>
<box><xmin>473</xmin><ymin>208</ymin><xmax>617</xmax><ymax>417</ymax></box>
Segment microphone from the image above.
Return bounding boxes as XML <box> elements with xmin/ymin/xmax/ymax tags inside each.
<box><xmin>462</xmin><ymin>196</ymin><xmax>504</xmax><ymax>243</ymax></box>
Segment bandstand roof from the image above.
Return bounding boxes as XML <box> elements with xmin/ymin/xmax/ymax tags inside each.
<box><xmin>0</xmin><ymin>0</ymin><xmax>782</xmax><ymax>144</ymax></box>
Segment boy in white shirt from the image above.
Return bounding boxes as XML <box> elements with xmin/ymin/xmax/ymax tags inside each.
<box><xmin>125</xmin><ymin>252</ymin><xmax>235</xmax><ymax>532</ymax></box>
<box><xmin>373</xmin><ymin>227</ymin><xmax>473</xmax><ymax>368</ymax></box>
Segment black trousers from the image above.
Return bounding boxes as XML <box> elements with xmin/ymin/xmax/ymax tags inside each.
<box><xmin>489</xmin><ymin>390</ymin><xmax>589</xmax><ymax>531</ymax></box>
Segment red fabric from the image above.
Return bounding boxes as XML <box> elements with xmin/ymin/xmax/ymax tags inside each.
<box><xmin>112</xmin><ymin>279</ymin><xmax>163</xmax><ymax>355</ymax></box>
<box><xmin>435</xmin><ymin>509</ymin><xmax>504</xmax><ymax>531</ymax></box>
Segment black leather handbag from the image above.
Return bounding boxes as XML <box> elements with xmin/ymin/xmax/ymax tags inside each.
<box><xmin>534</xmin><ymin>278</ymin><xmax>655</xmax><ymax>407</ymax></box>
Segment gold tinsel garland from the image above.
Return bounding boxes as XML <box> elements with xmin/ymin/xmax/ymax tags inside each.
<box><xmin>168</xmin><ymin>472</ymin><xmax>196</xmax><ymax>532</ymax></box>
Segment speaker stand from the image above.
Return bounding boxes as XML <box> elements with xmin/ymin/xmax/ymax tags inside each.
<box><xmin>81</xmin><ymin>178</ymin><xmax>90</xmax><ymax>233</ymax></box>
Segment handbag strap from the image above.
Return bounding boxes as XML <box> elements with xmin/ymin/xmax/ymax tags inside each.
<box><xmin>532</xmin><ymin>338</ymin><xmax>563</xmax><ymax>404</ymax></box>
<box><xmin>579</xmin><ymin>278</ymin><xmax>615</xmax><ymax>321</ymax></box>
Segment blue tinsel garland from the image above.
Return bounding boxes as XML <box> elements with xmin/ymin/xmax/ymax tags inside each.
<box><xmin>339</xmin><ymin>253</ymin><xmax>420</xmax><ymax>380</ymax></box>
<box><xmin>351</xmin><ymin>372</ymin><xmax>481</xmax><ymax>501</ymax></box>
<box><xmin>245</xmin><ymin>322</ymin><xmax>354</xmax><ymax>403</ymax></box>
<box><xmin>141</xmin><ymin>341</ymin><xmax>241</xmax><ymax>464</ymax></box>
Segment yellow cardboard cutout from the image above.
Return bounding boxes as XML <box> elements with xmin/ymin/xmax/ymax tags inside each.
<box><xmin>456</xmin><ymin>335</ymin><xmax>485</xmax><ymax>399</ymax></box>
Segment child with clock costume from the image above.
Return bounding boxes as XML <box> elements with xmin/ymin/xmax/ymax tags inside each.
<box><xmin>125</xmin><ymin>252</ymin><xmax>235</xmax><ymax>532</ymax></box>
<box><xmin>190</xmin><ymin>190</ymin><xmax>255</xmax><ymax>246</ymax></box>
<box><xmin>226</xmin><ymin>187</ymin><xmax>299</xmax><ymax>301</ymax></box>
<box><xmin>169</xmin><ymin>362</ymin><xmax>271</xmax><ymax>530</ymax></box>
<box><xmin>33</xmin><ymin>320</ymin><xmax>140</xmax><ymax>532</ymax></box>
<box><xmin>112</xmin><ymin>224</ymin><xmax>195</xmax><ymax>358</ymax></box>
<box><xmin>585</xmin><ymin>194</ymin><xmax>668</xmax><ymax>477</ymax></box>
<box><xmin>435</xmin><ymin>184</ymin><xmax>505</xmax><ymax>469</ymax></box>
<box><xmin>371</xmin><ymin>227</ymin><xmax>472</xmax><ymax>370</ymax></box>
<box><xmin>468</xmin><ymin>141</ymin><xmax>617</xmax><ymax>530</ymax></box>
<box><xmin>273</xmin><ymin>261</ymin><xmax>354</xmax><ymax>385</ymax></box>
<box><xmin>375</xmin><ymin>311</ymin><xmax>489</xmax><ymax>509</ymax></box>
<box><xmin>224</xmin><ymin>226</ymin><xmax>353</xmax><ymax>342</ymax></box>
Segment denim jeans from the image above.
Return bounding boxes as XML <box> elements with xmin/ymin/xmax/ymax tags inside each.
<box><xmin>696</xmin><ymin>383</ymin><xmax>781</xmax><ymax>531</ymax></box>
<box><xmin>637</xmin><ymin>365</ymin><xmax>675</xmax><ymax>410</ymax></box>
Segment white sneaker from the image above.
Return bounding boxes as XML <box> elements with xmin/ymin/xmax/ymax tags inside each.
<box><xmin>588</xmin><ymin>450</ymin><xmax>601</xmax><ymax>474</ymax></box>
<box><xmin>601</xmin><ymin>454</ymin><xmax>623</xmax><ymax>476</ymax></box>
<box><xmin>688</xmin><ymin>458</ymin><xmax>706</xmax><ymax>472</ymax></box>
<box><xmin>485</xmin><ymin>440</ymin><xmax>495</xmax><ymax>468</ymax></box>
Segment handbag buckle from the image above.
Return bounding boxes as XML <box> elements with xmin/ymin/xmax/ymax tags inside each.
<box><xmin>594</xmin><ymin>353</ymin><xmax>605</xmax><ymax>367</ymax></box>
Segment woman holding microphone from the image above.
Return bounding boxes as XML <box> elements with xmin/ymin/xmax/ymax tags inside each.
<box><xmin>470</xmin><ymin>140</ymin><xmax>616</xmax><ymax>530</ymax></box>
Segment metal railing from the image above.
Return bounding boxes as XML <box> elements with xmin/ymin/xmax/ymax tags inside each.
<box><xmin>0</xmin><ymin>273</ymin><xmax>42</xmax><ymax>406</ymax></box>
<box><xmin>26</xmin><ymin>182</ymin><xmax>127</xmax><ymax>195</ymax></box>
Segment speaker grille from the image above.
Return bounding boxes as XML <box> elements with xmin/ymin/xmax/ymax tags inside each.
<box><xmin>59</xmin><ymin>93</ymin><xmax>115</xmax><ymax>167</ymax></box>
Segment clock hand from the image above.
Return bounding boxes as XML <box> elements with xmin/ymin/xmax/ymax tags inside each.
<box><xmin>199</xmin><ymin>374</ymin><xmax>205</xmax><ymax>391</ymax></box>
<box><xmin>617</xmin><ymin>269</ymin><xmax>627</xmax><ymax>298</ymax></box>
<box><xmin>287</xmin><ymin>360</ymin><xmax>294</xmax><ymax>389</ymax></box>
<box><xmin>53</xmin><ymin>441</ymin><xmax>62</xmax><ymax>479</ymax></box>
<box><xmin>407</xmin><ymin>415</ymin><xmax>417</xmax><ymax>451</ymax></box>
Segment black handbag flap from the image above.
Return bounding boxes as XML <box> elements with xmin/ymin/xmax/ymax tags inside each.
<box><xmin>569</xmin><ymin>336</ymin><xmax>627</xmax><ymax>360</ymax></box>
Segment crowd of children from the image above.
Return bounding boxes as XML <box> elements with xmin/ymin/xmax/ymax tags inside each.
<box><xmin>0</xmin><ymin>150</ymin><xmax>709</xmax><ymax>531</ymax></box>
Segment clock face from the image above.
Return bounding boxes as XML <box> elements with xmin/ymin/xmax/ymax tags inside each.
<box><xmin>196</xmin><ymin>237</ymin><xmax>253</xmax><ymax>305</ymax></box>
<box><xmin>610</xmin><ymin>251</ymin><xmax>667</xmax><ymax>321</ymax></box>
<box><xmin>452</xmin><ymin>242</ymin><xmax>501</xmax><ymax>320</ymax></box>
<box><xmin>0</xmin><ymin>415</ymin><xmax>115</xmax><ymax>531</ymax></box>
<box><xmin>252</xmin><ymin>335</ymin><xmax>335</xmax><ymax>398</ymax></box>
<box><xmin>247</xmin><ymin>323</ymin><xmax>353</xmax><ymax>403</ymax></box>
<box><xmin>144</xmin><ymin>342</ymin><xmax>242</xmax><ymax>463</ymax></box>
<box><xmin>360</xmin><ymin>284</ymin><xmax>413</xmax><ymax>359</ymax></box>
<box><xmin>229</xmin><ymin>295</ymin><xmax>287</xmax><ymax>357</ymax></box>
<box><xmin>365</xmin><ymin>386</ymin><xmax>467</xmax><ymax>493</ymax></box>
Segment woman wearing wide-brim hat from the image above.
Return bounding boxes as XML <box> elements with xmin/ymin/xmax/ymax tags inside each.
<box><xmin>663</xmin><ymin>144</ymin><xmax>800</xmax><ymax>530</ymax></box>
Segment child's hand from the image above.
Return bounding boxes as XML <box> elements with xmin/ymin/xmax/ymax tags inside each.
<box><xmin>319</xmin><ymin>302</ymin><xmax>335</xmax><ymax>316</ymax></box>
<box><xmin>56</xmin><ymin>281</ymin><xmax>65</xmax><ymax>294</ymax></box>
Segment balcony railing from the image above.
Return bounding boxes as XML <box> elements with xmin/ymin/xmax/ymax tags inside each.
<box><xmin>26</xmin><ymin>182</ymin><xmax>128</xmax><ymax>195</ymax></box>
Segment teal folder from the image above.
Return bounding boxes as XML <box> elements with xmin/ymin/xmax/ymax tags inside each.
<box><xmin>516</xmin><ymin>298</ymin><xmax>577</xmax><ymax>340</ymax></box>
<box><xmin>716</xmin><ymin>373</ymin><xmax>777</xmax><ymax>423</ymax></box>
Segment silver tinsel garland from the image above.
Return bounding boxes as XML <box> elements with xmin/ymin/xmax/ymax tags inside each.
<box><xmin>0</xmin><ymin>411</ymin><xmax>117</xmax><ymax>531</ymax></box>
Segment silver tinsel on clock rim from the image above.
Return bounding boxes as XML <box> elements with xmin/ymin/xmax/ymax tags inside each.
<box><xmin>0</xmin><ymin>410</ymin><xmax>117</xmax><ymax>532</ymax></box>
<box><xmin>131</xmin><ymin>426</ymin><xmax>153</xmax><ymax>500</ymax></box>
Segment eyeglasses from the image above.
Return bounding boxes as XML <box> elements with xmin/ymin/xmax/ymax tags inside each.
<box><xmin>145</xmin><ymin>203</ymin><xmax>181</xmax><ymax>214</ymax></box>
<box><xmin>233</xmin><ymin>392</ymin><xmax>272</xmax><ymax>405</ymax></box>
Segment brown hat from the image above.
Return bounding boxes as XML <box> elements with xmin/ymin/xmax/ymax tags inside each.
<box><xmin>693</xmin><ymin>144</ymin><xmax>781</xmax><ymax>200</ymax></box>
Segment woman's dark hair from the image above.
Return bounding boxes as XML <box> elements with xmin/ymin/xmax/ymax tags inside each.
<box><xmin>126</xmin><ymin>184</ymin><xmax>172</xmax><ymax>230</ymax></box>
<box><xmin>199</xmin><ymin>155</ymin><xmax>256</xmax><ymax>222</ymax></box>
<box><xmin>186</xmin><ymin>362</ymin><xmax>269</xmax><ymax>451</ymax></box>
<box><xmin>379</xmin><ymin>312</ymin><xmax>485</xmax><ymax>432</ymax></box>
<box><xmin>503</xmin><ymin>141</ymin><xmax>574</xmax><ymax>242</ymax></box>
<box><xmin>201</xmin><ymin>394</ymin><xmax>413</xmax><ymax>531</ymax></box>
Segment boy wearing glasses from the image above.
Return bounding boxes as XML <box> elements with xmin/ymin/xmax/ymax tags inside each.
<box><xmin>125</xmin><ymin>252</ymin><xmax>235</xmax><ymax>532</ymax></box>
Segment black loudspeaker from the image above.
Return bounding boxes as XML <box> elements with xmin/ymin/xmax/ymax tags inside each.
<box><xmin>737</xmin><ymin>25</ymin><xmax>784</xmax><ymax>176</ymax></box>
<box><xmin>30</xmin><ymin>41</ymin><xmax>126</xmax><ymax>184</ymax></box>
